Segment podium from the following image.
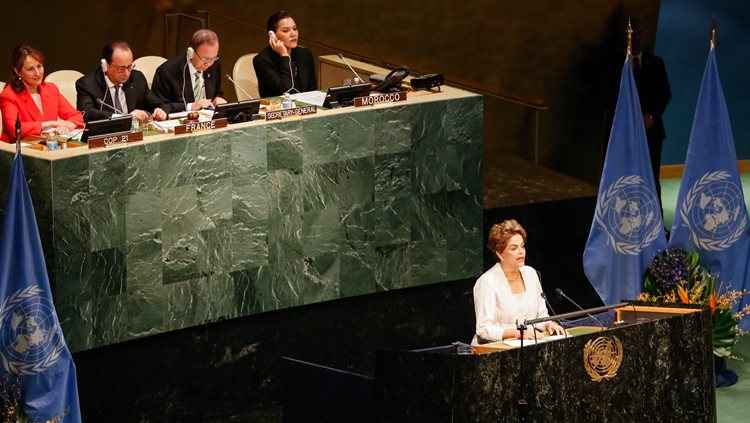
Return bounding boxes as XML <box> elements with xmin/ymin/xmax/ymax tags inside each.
<box><xmin>376</xmin><ymin>304</ymin><xmax>715</xmax><ymax>422</ymax></box>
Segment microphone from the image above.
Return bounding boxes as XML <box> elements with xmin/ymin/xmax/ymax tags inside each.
<box><xmin>97</xmin><ymin>99</ymin><xmax>126</xmax><ymax>115</ymax></box>
<box><xmin>337</xmin><ymin>53</ymin><xmax>363</xmax><ymax>84</ymax></box>
<box><xmin>225</xmin><ymin>74</ymin><xmax>254</xmax><ymax>100</ymax></box>
<box><xmin>555</xmin><ymin>288</ymin><xmax>607</xmax><ymax>329</ymax></box>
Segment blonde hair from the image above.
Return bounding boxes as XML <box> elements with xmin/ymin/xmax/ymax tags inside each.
<box><xmin>487</xmin><ymin>219</ymin><xmax>527</xmax><ymax>254</ymax></box>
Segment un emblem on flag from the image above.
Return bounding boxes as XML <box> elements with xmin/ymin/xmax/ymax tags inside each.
<box><xmin>681</xmin><ymin>171</ymin><xmax>748</xmax><ymax>251</ymax></box>
<box><xmin>595</xmin><ymin>175</ymin><xmax>662</xmax><ymax>255</ymax></box>
<box><xmin>0</xmin><ymin>285</ymin><xmax>64</xmax><ymax>375</ymax></box>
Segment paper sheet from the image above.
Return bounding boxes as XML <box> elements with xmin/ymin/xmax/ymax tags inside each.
<box><xmin>502</xmin><ymin>334</ymin><xmax>567</xmax><ymax>347</ymax></box>
<box><xmin>289</xmin><ymin>90</ymin><xmax>327</xmax><ymax>107</ymax></box>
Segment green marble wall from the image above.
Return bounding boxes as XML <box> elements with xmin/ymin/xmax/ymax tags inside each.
<box><xmin>0</xmin><ymin>95</ymin><xmax>483</xmax><ymax>352</ymax></box>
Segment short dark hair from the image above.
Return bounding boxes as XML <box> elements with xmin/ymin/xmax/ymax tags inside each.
<box><xmin>102</xmin><ymin>41</ymin><xmax>131</xmax><ymax>63</ymax></box>
<box><xmin>266</xmin><ymin>10</ymin><xmax>292</xmax><ymax>33</ymax></box>
<box><xmin>9</xmin><ymin>44</ymin><xmax>44</xmax><ymax>92</ymax></box>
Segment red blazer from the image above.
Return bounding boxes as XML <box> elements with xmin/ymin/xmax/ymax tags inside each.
<box><xmin>0</xmin><ymin>82</ymin><xmax>84</xmax><ymax>142</ymax></box>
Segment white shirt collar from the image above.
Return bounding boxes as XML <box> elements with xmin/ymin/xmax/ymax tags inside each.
<box><xmin>104</xmin><ymin>74</ymin><xmax>119</xmax><ymax>89</ymax></box>
<box><xmin>187</xmin><ymin>59</ymin><xmax>200</xmax><ymax>78</ymax></box>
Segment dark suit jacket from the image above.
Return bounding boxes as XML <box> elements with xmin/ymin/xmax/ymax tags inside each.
<box><xmin>75</xmin><ymin>68</ymin><xmax>170</xmax><ymax>121</ymax></box>
<box><xmin>634</xmin><ymin>51</ymin><xmax>671</xmax><ymax>142</ymax></box>
<box><xmin>253</xmin><ymin>46</ymin><xmax>317</xmax><ymax>98</ymax></box>
<box><xmin>0</xmin><ymin>82</ymin><xmax>83</xmax><ymax>141</ymax></box>
<box><xmin>151</xmin><ymin>54</ymin><xmax>223</xmax><ymax>112</ymax></box>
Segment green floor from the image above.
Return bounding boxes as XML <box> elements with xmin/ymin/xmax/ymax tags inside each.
<box><xmin>661</xmin><ymin>175</ymin><xmax>750</xmax><ymax>423</ymax></box>
<box><xmin>716</xmin><ymin>337</ymin><xmax>750</xmax><ymax>423</ymax></box>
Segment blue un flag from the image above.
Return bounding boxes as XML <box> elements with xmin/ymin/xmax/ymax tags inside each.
<box><xmin>668</xmin><ymin>46</ymin><xmax>750</xmax><ymax>330</ymax></box>
<box><xmin>583</xmin><ymin>55</ymin><xmax>667</xmax><ymax>306</ymax></box>
<box><xmin>0</xmin><ymin>153</ymin><xmax>81</xmax><ymax>422</ymax></box>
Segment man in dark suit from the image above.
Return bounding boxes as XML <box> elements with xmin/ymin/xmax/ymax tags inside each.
<box><xmin>632</xmin><ymin>23</ymin><xmax>671</xmax><ymax>207</ymax></box>
<box><xmin>76</xmin><ymin>41</ymin><xmax>169</xmax><ymax>122</ymax></box>
<box><xmin>151</xmin><ymin>29</ymin><xmax>227</xmax><ymax>112</ymax></box>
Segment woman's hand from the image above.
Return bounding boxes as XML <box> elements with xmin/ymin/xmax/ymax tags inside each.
<box><xmin>545</xmin><ymin>321</ymin><xmax>566</xmax><ymax>336</ymax></box>
<box><xmin>269</xmin><ymin>33</ymin><xmax>289</xmax><ymax>57</ymax></box>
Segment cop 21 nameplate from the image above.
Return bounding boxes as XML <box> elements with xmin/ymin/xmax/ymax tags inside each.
<box><xmin>354</xmin><ymin>91</ymin><xmax>408</xmax><ymax>107</ymax></box>
<box><xmin>174</xmin><ymin>118</ymin><xmax>229</xmax><ymax>135</ymax></box>
<box><xmin>265</xmin><ymin>106</ymin><xmax>317</xmax><ymax>121</ymax></box>
<box><xmin>88</xmin><ymin>130</ymin><xmax>144</xmax><ymax>149</ymax></box>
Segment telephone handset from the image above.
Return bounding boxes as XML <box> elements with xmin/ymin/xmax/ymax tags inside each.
<box><xmin>374</xmin><ymin>67</ymin><xmax>410</xmax><ymax>93</ymax></box>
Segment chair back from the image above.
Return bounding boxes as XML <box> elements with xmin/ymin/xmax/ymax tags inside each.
<box><xmin>232</xmin><ymin>53</ymin><xmax>259</xmax><ymax>100</ymax></box>
<box><xmin>45</xmin><ymin>70</ymin><xmax>84</xmax><ymax>106</ymax></box>
<box><xmin>133</xmin><ymin>56</ymin><xmax>167</xmax><ymax>89</ymax></box>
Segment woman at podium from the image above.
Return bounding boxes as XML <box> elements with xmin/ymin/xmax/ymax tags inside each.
<box><xmin>253</xmin><ymin>10</ymin><xmax>317</xmax><ymax>98</ymax></box>
<box><xmin>0</xmin><ymin>45</ymin><xmax>83</xmax><ymax>142</ymax></box>
<box><xmin>472</xmin><ymin>219</ymin><xmax>565</xmax><ymax>345</ymax></box>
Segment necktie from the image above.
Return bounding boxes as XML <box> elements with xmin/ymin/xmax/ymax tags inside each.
<box><xmin>113</xmin><ymin>85</ymin><xmax>124</xmax><ymax>114</ymax></box>
<box><xmin>194</xmin><ymin>72</ymin><xmax>205</xmax><ymax>101</ymax></box>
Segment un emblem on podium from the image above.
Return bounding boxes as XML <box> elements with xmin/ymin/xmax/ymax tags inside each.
<box><xmin>0</xmin><ymin>285</ymin><xmax>64</xmax><ymax>375</ymax></box>
<box><xmin>583</xmin><ymin>336</ymin><xmax>623</xmax><ymax>382</ymax></box>
<box><xmin>680</xmin><ymin>170</ymin><xmax>748</xmax><ymax>251</ymax></box>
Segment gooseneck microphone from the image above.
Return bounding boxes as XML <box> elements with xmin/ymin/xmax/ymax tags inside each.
<box><xmin>555</xmin><ymin>288</ymin><xmax>607</xmax><ymax>329</ymax></box>
<box><xmin>97</xmin><ymin>99</ymin><xmax>125</xmax><ymax>115</ymax></box>
<box><xmin>337</xmin><ymin>53</ymin><xmax>363</xmax><ymax>84</ymax></box>
<box><xmin>225</xmin><ymin>74</ymin><xmax>254</xmax><ymax>100</ymax></box>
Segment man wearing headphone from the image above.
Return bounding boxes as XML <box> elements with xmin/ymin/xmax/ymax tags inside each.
<box><xmin>151</xmin><ymin>29</ymin><xmax>227</xmax><ymax>112</ymax></box>
<box><xmin>76</xmin><ymin>41</ymin><xmax>169</xmax><ymax>122</ymax></box>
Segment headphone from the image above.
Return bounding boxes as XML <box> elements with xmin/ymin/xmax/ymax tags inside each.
<box><xmin>186</xmin><ymin>46</ymin><xmax>195</xmax><ymax>60</ymax></box>
<box><xmin>100</xmin><ymin>58</ymin><xmax>108</xmax><ymax>73</ymax></box>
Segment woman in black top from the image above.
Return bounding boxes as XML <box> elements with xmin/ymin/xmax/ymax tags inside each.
<box><xmin>253</xmin><ymin>11</ymin><xmax>317</xmax><ymax>98</ymax></box>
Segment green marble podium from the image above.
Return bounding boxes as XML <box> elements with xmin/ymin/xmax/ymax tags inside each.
<box><xmin>0</xmin><ymin>90</ymin><xmax>483</xmax><ymax>352</ymax></box>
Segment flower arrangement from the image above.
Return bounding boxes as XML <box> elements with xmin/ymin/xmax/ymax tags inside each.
<box><xmin>640</xmin><ymin>248</ymin><xmax>749</xmax><ymax>358</ymax></box>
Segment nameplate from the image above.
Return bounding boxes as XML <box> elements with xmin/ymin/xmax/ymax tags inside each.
<box><xmin>88</xmin><ymin>131</ymin><xmax>143</xmax><ymax>149</ymax></box>
<box><xmin>174</xmin><ymin>118</ymin><xmax>228</xmax><ymax>135</ymax></box>
<box><xmin>265</xmin><ymin>106</ymin><xmax>318</xmax><ymax>121</ymax></box>
<box><xmin>354</xmin><ymin>91</ymin><xmax>408</xmax><ymax>107</ymax></box>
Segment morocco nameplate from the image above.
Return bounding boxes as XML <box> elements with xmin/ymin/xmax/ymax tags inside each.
<box><xmin>265</xmin><ymin>105</ymin><xmax>318</xmax><ymax>121</ymax></box>
<box><xmin>354</xmin><ymin>91</ymin><xmax>407</xmax><ymax>107</ymax></box>
<box><xmin>88</xmin><ymin>131</ymin><xmax>143</xmax><ymax>149</ymax></box>
<box><xmin>174</xmin><ymin>118</ymin><xmax>229</xmax><ymax>135</ymax></box>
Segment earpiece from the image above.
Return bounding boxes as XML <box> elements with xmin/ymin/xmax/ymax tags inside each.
<box><xmin>100</xmin><ymin>58</ymin><xmax>108</xmax><ymax>73</ymax></box>
<box><xmin>186</xmin><ymin>46</ymin><xmax>195</xmax><ymax>60</ymax></box>
<box><xmin>268</xmin><ymin>31</ymin><xmax>277</xmax><ymax>41</ymax></box>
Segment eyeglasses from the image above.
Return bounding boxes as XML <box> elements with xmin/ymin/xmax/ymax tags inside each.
<box><xmin>111</xmin><ymin>63</ymin><xmax>136</xmax><ymax>72</ymax></box>
<box><xmin>194</xmin><ymin>51</ymin><xmax>219</xmax><ymax>64</ymax></box>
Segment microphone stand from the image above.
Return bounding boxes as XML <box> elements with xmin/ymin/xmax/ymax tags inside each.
<box><xmin>515</xmin><ymin>319</ymin><xmax>529</xmax><ymax>423</ymax></box>
<box><xmin>337</xmin><ymin>53</ymin><xmax>364</xmax><ymax>84</ymax></box>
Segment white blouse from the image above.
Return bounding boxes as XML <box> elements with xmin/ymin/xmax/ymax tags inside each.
<box><xmin>472</xmin><ymin>263</ymin><xmax>549</xmax><ymax>345</ymax></box>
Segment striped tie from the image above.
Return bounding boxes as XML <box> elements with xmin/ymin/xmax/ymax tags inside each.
<box><xmin>193</xmin><ymin>72</ymin><xmax>205</xmax><ymax>101</ymax></box>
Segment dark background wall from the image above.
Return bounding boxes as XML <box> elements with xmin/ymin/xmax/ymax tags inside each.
<box><xmin>1</xmin><ymin>0</ymin><xmax>660</xmax><ymax>184</ymax></box>
<box><xmin>656</xmin><ymin>0</ymin><xmax>750</xmax><ymax>164</ymax></box>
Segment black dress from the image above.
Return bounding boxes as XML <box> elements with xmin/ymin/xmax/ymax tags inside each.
<box><xmin>253</xmin><ymin>46</ymin><xmax>317</xmax><ymax>98</ymax></box>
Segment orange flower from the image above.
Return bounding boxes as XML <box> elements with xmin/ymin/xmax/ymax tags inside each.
<box><xmin>709</xmin><ymin>293</ymin><xmax>718</xmax><ymax>315</ymax></box>
<box><xmin>677</xmin><ymin>284</ymin><xmax>690</xmax><ymax>304</ymax></box>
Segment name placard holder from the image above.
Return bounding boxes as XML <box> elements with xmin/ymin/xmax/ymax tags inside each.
<box><xmin>174</xmin><ymin>118</ymin><xmax>229</xmax><ymax>135</ymax></box>
<box><xmin>265</xmin><ymin>106</ymin><xmax>317</xmax><ymax>121</ymax></box>
<box><xmin>88</xmin><ymin>131</ymin><xmax>144</xmax><ymax>149</ymax></box>
<box><xmin>354</xmin><ymin>91</ymin><xmax>408</xmax><ymax>107</ymax></box>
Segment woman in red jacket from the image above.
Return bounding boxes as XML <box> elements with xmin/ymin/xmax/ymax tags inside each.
<box><xmin>0</xmin><ymin>45</ymin><xmax>83</xmax><ymax>142</ymax></box>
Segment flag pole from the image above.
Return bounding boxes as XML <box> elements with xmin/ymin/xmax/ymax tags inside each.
<box><xmin>14</xmin><ymin>116</ymin><xmax>21</xmax><ymax>156</ymax></box>
<box><xmin>626</xmin><ymin>18</ymin><xmax>633</xmax><ymax>58</ymax></box>
<box><xmin>710</xmin><ymin>19</ymin><xmax>718</xmax><ymax>50</ymax></box>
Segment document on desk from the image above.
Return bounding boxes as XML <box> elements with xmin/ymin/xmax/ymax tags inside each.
<box><xmin>290</xmin><ymin>90</ymin><xmax>327</xmax><ymax>107</ymax></box>
<box><xmin>503</xmin><ymin>334</ymin><xmax>566</xmax><ymax>347</ymax></box>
